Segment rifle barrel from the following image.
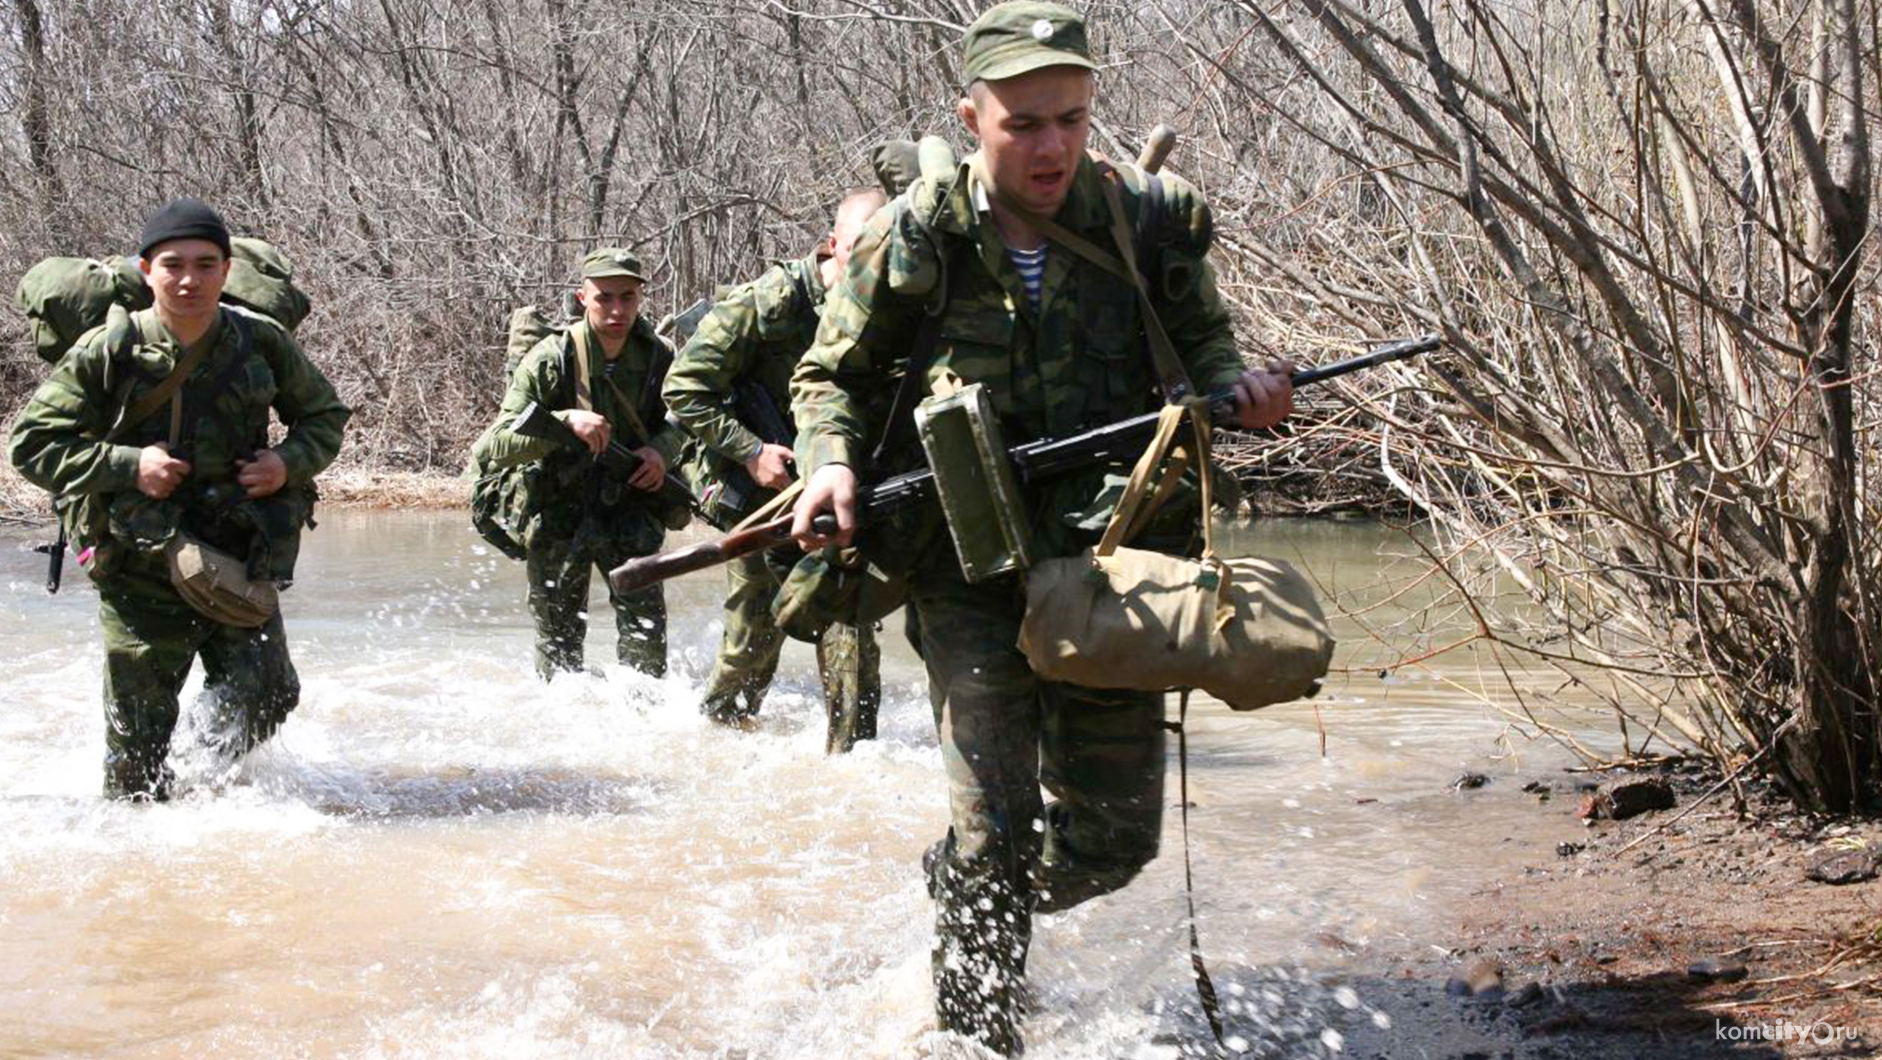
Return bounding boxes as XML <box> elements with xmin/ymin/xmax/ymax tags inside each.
<box><xmin>1289</xmin><ymin>334</ymin><xmax>1440</xmax><ymax>388</ymax></box>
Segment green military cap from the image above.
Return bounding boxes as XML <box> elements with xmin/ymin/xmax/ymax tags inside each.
<box><xmin>579</xmin><ymin>247</ymin><xmax>645</xmax><ymax>281</ymax></box>
<box><xmin>961</xmin><ymin>1</ymin><xmax>1094</xmax><ymax>83</ymax></box>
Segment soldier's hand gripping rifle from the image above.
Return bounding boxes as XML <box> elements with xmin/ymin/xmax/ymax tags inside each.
<box><xmin>509</xmin><ymin>401</ymin><xmax>702</xmax><ymax>532</ymax></box>
<box><xmin>708</xmin><ymin>381</ymin><xmax>797</xmax><ymax>525</ymax></box>
<box><xmin>606</xmin><ymin>335</ymin><xmax>1440</xmax><ymax>594</ymax></box>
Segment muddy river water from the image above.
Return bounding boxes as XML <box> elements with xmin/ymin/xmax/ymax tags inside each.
<box><xmin>0</xmin><ymin>511</ymin><xmax>1613</xmax><ymax>1058</ymax></box>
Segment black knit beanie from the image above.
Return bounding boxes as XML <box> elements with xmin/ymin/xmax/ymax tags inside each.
<box><xmin>137</xmin><ymin>198</ymin><xmax>233</xmax><ymax>259</ymax></box>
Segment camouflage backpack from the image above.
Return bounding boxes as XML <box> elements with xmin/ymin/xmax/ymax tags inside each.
<box><xmin>17</xmin><ymin>238</ymin><xmax>314</xmax><ymax>593</ymax></box>
<box><xmin>16</xmin><ymin>236</ymin><xmax>311</xmax><ymax>364</ymax></box>
<box><xmin>468</xmin><ymin>302</ymin><xmax>575</xmax><ymax>560</ymax></box>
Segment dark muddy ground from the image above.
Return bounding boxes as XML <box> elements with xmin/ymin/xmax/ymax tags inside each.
<box><xmin>1323</xmin><ymin>763</ymin><xmax>1882</xmax><ymax>1059</ymax></box>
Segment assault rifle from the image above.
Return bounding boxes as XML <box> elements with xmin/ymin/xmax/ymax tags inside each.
<box><xmin>510</xmin><ymin>401</ymin><xmax>700</xmax><ymax>546</ymax></box>
<box><xmin>707</xmin><ymin>381</ymin><xmax>797</xmax><ymax>524</ymax></box>
<box><xmin>607</xmin><ymin>334</ymin><xmax>1440</xmax><ymax>594</ymax></box>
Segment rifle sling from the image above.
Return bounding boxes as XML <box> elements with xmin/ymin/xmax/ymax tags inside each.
<box><xmin>571</xmin><ymin>324</ymin><xmax>658</xmax><ymax>445</ymax></box>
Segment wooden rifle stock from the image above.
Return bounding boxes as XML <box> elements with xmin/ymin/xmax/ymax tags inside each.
<box><xmin>610</xmin><ymin>511</ymin><xmax>839</xmax><ymax>594</ymax></box>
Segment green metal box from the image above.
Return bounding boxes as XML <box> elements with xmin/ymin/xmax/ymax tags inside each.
<box><xmin>915</xmin><ymin>383</ymin><xmax>1034</xmax><ymax>583</ymax></box>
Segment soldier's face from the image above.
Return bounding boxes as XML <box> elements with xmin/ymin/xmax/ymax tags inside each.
<box><xmin>960</xmin><ymin>67</ymin><xmax>1094</xmax><ymax>216</ymax></box>
<box><xmin>579</xmin><ymin>276</ymin><xmax>644</xmax><ymax>340</ymax></box>
<box><xmin>140</xmin><ymin>240</ymin><xmax>231</xmax><ymax>321</ymax></box>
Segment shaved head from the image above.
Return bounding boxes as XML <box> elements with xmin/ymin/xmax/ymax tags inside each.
<box><xmin>834</xmin><ymin>189</ymin><xmax>888</xmax><ymax>246</ymax></box>
<box><xmin>823</xmin><ymin>188</ymin><xmax>890</xmax><ymax>287</ymax></box>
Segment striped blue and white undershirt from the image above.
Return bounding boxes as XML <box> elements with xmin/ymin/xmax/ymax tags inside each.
<box><xmin>1007</xmin><ymin>243</ymin><xmax>1047</xmax><ymax>314</ymax></box>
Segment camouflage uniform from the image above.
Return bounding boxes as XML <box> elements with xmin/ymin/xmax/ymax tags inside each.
<box><xmin>8</xmin><ymin>306</ymin><xmax>350</xmax><ymax>799</ymax></box>
<box><xmin>792</xmin><ymin>142</ymin><xmax>1246</xmax><ymax>1046</ymax></box>
<box><xmin>663</xmin><ymin>255</ymin><xmax>881</xmax><ymax>745</ymax></box>
<box><xmin>471</xmin><ymin>316</ymin><xmax>684</xmax><ymax>680</ymax></box>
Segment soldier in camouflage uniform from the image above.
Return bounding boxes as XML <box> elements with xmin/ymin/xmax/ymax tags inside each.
<box><xmin>787</xmin><ymin>5</ymin><xmax>1295</xmax><ymax>1052</ymax></box>
<box><xmin>663</xmin><ymin>190</ymin><xmax>886</xmax><ymax>749</ymax></box>
<box><xmin>8</xmin><ymin>199</ymin><xmax>351</xmax><ymax>801</ymax></box>
<box><xmin>470</xmin><ymin>249</ymin><xmax>686</xmax><ymax>681</ymax></box>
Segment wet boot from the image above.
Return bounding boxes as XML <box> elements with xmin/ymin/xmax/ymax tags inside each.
<box><xmin>702</xmin><ymin>682</ymin><xmax>763</xmax><ymax>728</ymax></box>
<box><xmin>103</xmin><ymin>749</ymin><xmax>172</xmax><ymax>803</ymax></box>
<box><xmin>927</xmin><ymin>833</ymin><xmax>1032</xmax><ymax>1057</ymax></box>
<box><xmin>1033</xmin><ymin>802</ymin><xmax>1149</xmax><ymax>914</ymax></box>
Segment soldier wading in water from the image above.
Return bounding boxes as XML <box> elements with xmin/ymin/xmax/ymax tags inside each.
<box><xmin>471</xmin><ymin>249</ymin><xmax>687</xmax><ymax>681</ymax></box>
<box><xmin>663</xmin><ymin>190</ymin><xmax>888</xmax><ymax>749</ymax></box>
<box><xmin>8</xmin><ymin>199</ymin><xmax>350</xmax><ymax>801</ymax></box>
<box><xmin>789</xmin><ymin>3</ymin><xmax>1295</xmax><ymax>1052</ymax></box>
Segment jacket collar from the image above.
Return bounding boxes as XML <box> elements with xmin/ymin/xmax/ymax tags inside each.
<box><xmin>934</xmin><ymin>151</ymin><xmax>1111</xmax><ymax>239</ymax></box>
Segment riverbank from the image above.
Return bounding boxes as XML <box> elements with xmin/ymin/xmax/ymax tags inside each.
<box><xmin>1349</xmin><ymin>763</ymin><xmax>1882</xmax><ymax>1058</ymax></box>
<box><xmin>0</xmin><ymin>461</ymin><xmax>470</xmax><ymax>526</ymax></box>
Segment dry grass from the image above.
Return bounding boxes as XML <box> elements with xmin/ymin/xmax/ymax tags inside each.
<box><xmin>314</xmin><ymin>465</ymin><xmax>467</xmax><ymax>509</ymax></box>
<box><xmin>0</xmin><ymin>461</ymin><xmax>42</xmax><ymax>526</ymax></box>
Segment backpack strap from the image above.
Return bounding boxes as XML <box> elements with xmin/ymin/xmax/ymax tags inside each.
<box><xmin>868</xmin><ymin>183</ymin><xmax>954</xmax><ymax>467</ymax></box>
<box><xmin>106</xmin><ymin>310</ymin><xmax>215</xmax><ymax>444</ymax></box>
<box><xmin>1095</xmin><ymin>162</ymin><xmax>1194</xmax><ymax>402</ymax></box>
<box><xmin>568</xmin><ymin>325</ymin><xmax>595</xmax><ymax>413</ymax></box>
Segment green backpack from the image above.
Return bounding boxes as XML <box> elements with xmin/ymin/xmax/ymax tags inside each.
<box><xmin>16</xmin><ymin>237</ymin><xmax>311</xmax><ymax>364</ymax></box>
<box><xmin>469</xmin><ymin>299</ymin><xmax>579</xmax><ymax>560</ymax></box>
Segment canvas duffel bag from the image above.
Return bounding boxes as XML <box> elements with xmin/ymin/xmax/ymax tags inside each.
<box><xmin>1017</xmin><ymin>401</ymin><xmax>1334</xmax><ymax>710</ymax></box>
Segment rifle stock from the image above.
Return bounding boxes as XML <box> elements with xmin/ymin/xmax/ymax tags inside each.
<box><xmin>606</xmin><ymin>335</ymin><xmax>1440</xmax><ymax>594</ymax></box>
<box><xmin>610</xmin><ymin>510</ymin><xmax>839</xmax><ymax>593</ymax></box>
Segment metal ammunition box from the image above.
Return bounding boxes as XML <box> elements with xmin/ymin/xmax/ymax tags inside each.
<box><xmin>915</xmin><ymin>383</ymin><xmax>1033</xmax><ymax>582</ymax></box>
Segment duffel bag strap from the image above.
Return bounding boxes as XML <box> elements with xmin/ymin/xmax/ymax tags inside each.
<box><xmin>729</xmin><ymin>478</ymin><xmax>804</xmax><ymax>533</ymax></box>
<box><xmin>1096</xmin><ymin>397</ymin><xmax>1217</xmax><ymax>558</ymax></box>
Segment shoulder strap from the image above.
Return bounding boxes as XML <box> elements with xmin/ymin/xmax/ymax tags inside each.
<box><xmin>868</xmin><ymin>190</ymin><xmax>953</xmax><ymax>467</ymax></box>
<box><xmin>1095</xmin><ymin>163</ymin><xmax>1194</xmax><ymax>402</ymax></box>
<box><xmin>567</xmin><ymin>326</ymin><xmax>595</xmax><ymax>413</ymax></box>
<box><xmin>788</xmin><ymin>261</ymin><xmax>816</xmax><ymax>320</ymax></box>
<box><xmin>589</xmin><ymin>327</ymin><xmax>663</xmax><ymax>445</ymax></box>
<box><xmin>106</xmin><ymin>311</ymin><xmax>215</xmax><ymax>444</ymax></box>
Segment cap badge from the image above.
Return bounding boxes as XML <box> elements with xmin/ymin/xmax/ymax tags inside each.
<box><xmin>1031</xmin><ymin>18</ymin><xmax>1054</xmax><ymax>42</ymax></box>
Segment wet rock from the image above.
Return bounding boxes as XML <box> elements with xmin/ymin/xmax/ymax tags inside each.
<box><xmin>1804</xmin><ymin>845</ymin><xmax>1882</xmax><ymax>885</ymax></box>
<box><xmin>1445</xmin><ymin>957</ymin><xmax>1504</xmax><ymax>998</ymax></box>
<box><xmin>1686</xmin><ymin>958</ymin><xmax>1749</xmax><ymax>983</ymax></box>
<box><xmin>1507</xmin><ymin>981</ymin><xmax>1545</xmax><ymax>1008</ymax></box>
<box><xmin>1452</xmin><ymin>772</ymin><xmax>1491</xmax><ymax>791</ymax></box>
<box><xmin>1522</xmin><ymin>780</ymin><xmax>1550</xmax><ymax>793</ymax></box>
<box><xmin>1575</xmin><ymin>777</ymin><xmax>1676</xmax><ymax>820</ymax></box>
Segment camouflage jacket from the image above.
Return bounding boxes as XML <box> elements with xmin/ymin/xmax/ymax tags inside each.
<box><xmin>8</xmin><ymin>305</ymin><xmax>350</xmax><ymax>581</ymax></box>
<box><xmin>469</xmin><ymin>316</ymin><xmax>684</xmax><ymax>550</ymax></box>
<box><xmin>790</xmin><ymin>153</ymin><xmax>1246</xmax><ymax>558</ymax></box>
<box><xmin>663</xmin><ymin>253</ymin><xmax>823</xmax><ymax>467</ymax></box>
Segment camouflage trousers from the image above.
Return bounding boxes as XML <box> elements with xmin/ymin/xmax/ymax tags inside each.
<box><xmin>704</xmin><ymin>549</ymin><xmax>881</xmax><ymax>753</ymax></box>
<box><xmin>526</xmin><ymin>535</ymin><xmax>666</xmax><ymax>680</ymax></box>
<box><xmin>910</xmin><ymin>564</ymin><xmax>1166</xmax><ymax>1055</ymax></box>
<box><xmin>97</xmin><ymin>562</ymin><xmax>300</xmax><ymax>800</ymax></box>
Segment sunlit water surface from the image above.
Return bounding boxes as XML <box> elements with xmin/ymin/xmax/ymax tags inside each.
<box><xmin>1</xmin><ymin>511</ymin><xmax>1617</xmax><ymax>1058</ymax></box>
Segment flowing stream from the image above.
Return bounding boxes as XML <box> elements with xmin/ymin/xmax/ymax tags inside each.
<box><xmin>1</xmin><ymin>510</ymin><xmax>1615</xmax><ymax>1058</ymax></box>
